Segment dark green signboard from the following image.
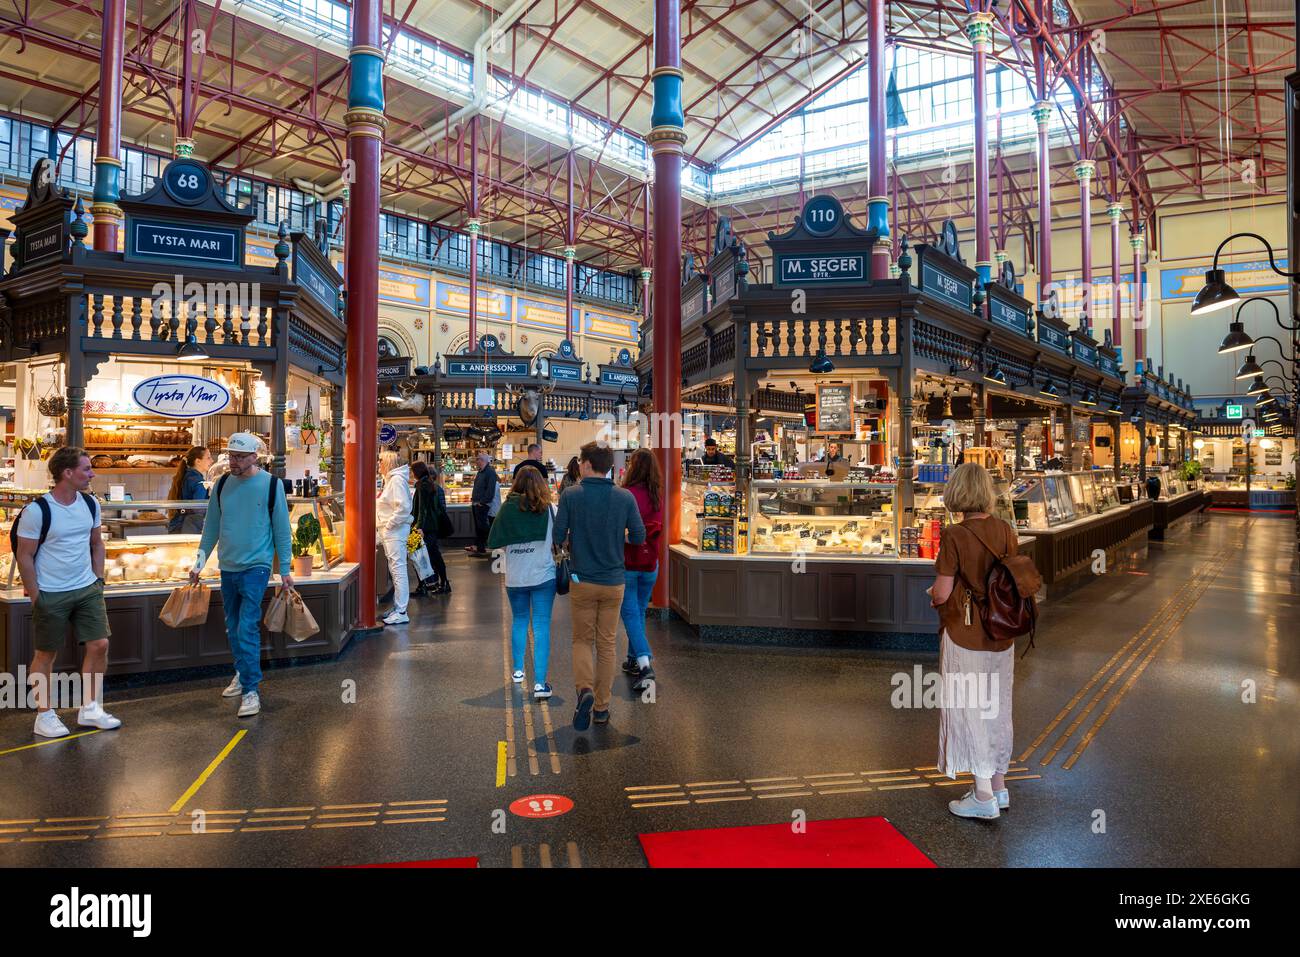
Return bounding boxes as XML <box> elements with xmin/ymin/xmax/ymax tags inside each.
<box><xmin>776</xmin><ymin>253</ymin><xmax>868</xmax><ymax>286</ymax></box>
<box><xmin>921</xmin><ymin>260</ymin><xmax>972</xmax><ymax>311</ymax></box>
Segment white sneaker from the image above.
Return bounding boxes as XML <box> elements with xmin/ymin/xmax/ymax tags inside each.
<box><xmin>33</xmin><ymin>710</ymin><xmax>70</xmax><ymax>738</ymax></box>
<box><xmin>511</xmin><ymin>670</ymin><xmax>525</xmax><ymax>683</ymax></box>
<box><xmin>533</xmin><ymin>683</ymin><xmax>552</xmax><ymax>699</ymax></box>
<box><xmin>949</xmin><ymin>789</ymin><xmax>1000</xmax><ymax>820</ymax></box>
<box><xmin>995</xmin><ymin>788</ymin><xmax>1010</xmax><ymax>810</ymax></box>
<box><xmin>382</xmin><ymin>611</ymin><xmax>410</xmax><ymax>626</ymax></box>
<box><xmin>221</xmin><ymin>673</ymin><xmax>243</xmax><ymax>697</ymax></box>
<box><xmin>77</xmin><ymin>703</ymin><xmax>122</xmax><ymax>730</ymax></box>
<box><xmin>237</xmin><ymin>691</ymin><xmax>261</xmax><ymax>717</ymax></box>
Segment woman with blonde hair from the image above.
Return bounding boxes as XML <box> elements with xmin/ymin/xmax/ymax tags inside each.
<box><xmin>929</xmin><ymin>462</ymin><xmax>1023</xmax><ymax>821</ymax></box>
<box><xmin>487</xmin><ymin>466</ymin><xmax>557</xmax><ymax>699</ymax></box>
<box><xmin>376</xmin><ymin>450</ymin><xmax>412</xmax><ymax>626</ymax></box>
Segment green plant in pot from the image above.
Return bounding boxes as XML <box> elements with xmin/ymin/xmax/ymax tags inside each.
<box><xmin>291</xmin><ymin>512</ymin><xmax>322</xmax><ymax>577</ymax></box>
<box><xmin>1178</xmin><ymin>459</ymin><xmax>1202</xmax><ymax>485</ymax></box>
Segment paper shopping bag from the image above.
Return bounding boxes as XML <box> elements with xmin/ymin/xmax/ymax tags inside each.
<box><xmin>263</xmin><ymin>586</ymin><xmax>290</xmax><ymax>633</ymax></box>
<box><xmin>159</xmin><ymin>583</ymin><xmax>211</xmax><ymax>628</ymax></box>
<box><xmin>284</xmin><ymin>591</ymin><xmax>320</xmax><ymax>642</ymax></box>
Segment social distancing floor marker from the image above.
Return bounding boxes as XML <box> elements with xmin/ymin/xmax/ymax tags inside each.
<box><xmin>0</xmin><ymin>799</ymin><xmax>450</xmax><ymax>845</ymax></box>
<box><xmin>0</xmin><ymin>729</ymin><xmax>104</xmax><ymax>758</ymax></box>
<box><xmin>623</xmin><ymin>766</ymin><xmax>1041</xmax><ymax>808</ymax></box>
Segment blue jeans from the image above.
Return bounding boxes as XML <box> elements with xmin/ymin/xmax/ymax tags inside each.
<box><xmin>620</xmin><ymin>567</ymin><xmax>658</xmax><ymax>661</ymax></box>
<box><xmin>220</xmin><ymin>566</ymin><xmax>271</xmax><ymax>694</ymax></box>
<box><xmin>506</xmin><ymin>581</ymin><xmax>556</xmax><ymax>684</ymax></box>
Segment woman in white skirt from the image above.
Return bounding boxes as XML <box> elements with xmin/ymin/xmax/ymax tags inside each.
<box><xmin>929</xmin><ymin>463</ymin><xmax>1019</xmax><ymax>820</ymax></box>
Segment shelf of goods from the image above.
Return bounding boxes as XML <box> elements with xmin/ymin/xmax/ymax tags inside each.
<box><xmin>439</xmin><ymin>467</ymin><xmax>511</xmax><ymax>539</ymax></box>
<box><xmin>669</xmin><ymin>468</ymin><xmax>1036</xmax><ymax>642</ymax></box>
<box><xmin>82</xmin><ymin>413</ymin><xmax>195</xmax><ymax>469</ymax></box>
<box><xmin>0</xmin><ymin>492</ymin><xmax>358</xmax><ymax>677</ymax></box>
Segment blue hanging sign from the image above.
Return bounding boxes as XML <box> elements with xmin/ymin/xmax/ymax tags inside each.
<box><xmin>132</xmin><ymin>374</ymin><xmax>230</xmax><ymax>418</ymax></box>
<box><xmin>557</xmin><ymin>339</ymin><xmax>576</xmax><ymax>359</ymax></box>
<box><xmin>801</xmin><ymin>195</ymin><xmax>845</xmax><ymax>238</ymax></box>
<box><xmin>987</xmin><ymin>295</ymin><xmax>1030</xmax><ymax>335</ymax></box>
<box><xmin>478</xmin><ymin>334</ymin><xmax>500</xmax><ymax>353</ymax></box>
<box><xmin>1098</xmin><ymin>354</ymin><xmax>1121</xmax><ymax>378</ymax></box>
<box><xmin>775</xmin><ymin>252</ymin><xmax>868</xmax><ymax>286</ymax></box>
<box><xmin>161</xmin><ymin>161</ymin><xmax>211</xmax><ymax>205</ymax></box>
<box><xmin>617</xmin><ymin>348</ymin><xmax>632</xmax><ymax>366</ymax></box>
<box><xmin>920</xmin><ymin>259</ymin><xmax>972</xmax><ymax>311</ymax></box>
<box><xmin>446</xmin><ymin>358</ymin><xmax>532</xmax><ymax>377</ymax></box>
<box><xmin>378</xmin><ymin>423</ymin><xmax>398</xmax><ymax>445</ymax></box>
<box><xmin>21</xmin><ymin>220</ymin><xmax>64</xmax><ymax>268</ymax></box>
<box><xmin>1036</xmin><ymin>321</ymin><xmax>1071</xmax><ymax>354</ymax></box>
<box><xmin>550</xmin><ymin>363</ymin><xmax>583</xmax><ymax>382</ymax></box>
<box><xmin>601</xmin><ymin>369</ymin><xmax>640</xmax><ymax>387</ymax></box>
<box><xmin>1072</xmin><ymin>338</ymin><xmax>1098</xmax><ymax>367</ymax></box>
<box><xmin>128</xmin><ymin>219</ymin><xmax>241</xmax><ymax>268</ymax></box>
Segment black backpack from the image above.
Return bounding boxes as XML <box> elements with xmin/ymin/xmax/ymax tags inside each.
<box><xmin>9</xmin><ymin>492</ymin><xmax>98</xmax><ymax>559</ymax></box>
<box><xmin>213</xmin><ymin>471</ymin><xmax>282</xmax><ymax>523</ymax></box>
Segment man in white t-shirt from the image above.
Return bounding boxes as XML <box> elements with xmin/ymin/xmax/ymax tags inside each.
<box><xmin>15</xmin><ymin>447</ymin><xmax>120</xmax><ymax>738</ymax></box>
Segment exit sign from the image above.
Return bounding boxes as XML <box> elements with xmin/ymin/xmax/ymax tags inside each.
<box><xmin>1225</xmin><ymin>403</ymin><xmax>1243</xmax><ymax>419</ymax></box>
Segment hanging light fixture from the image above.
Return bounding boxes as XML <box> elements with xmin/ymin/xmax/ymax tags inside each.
<box><xmin>809</xmin><ymin>348</ymin><xmax>834</xmax><ymax>374</ymax></box>
<box><xmin>1234</xmin><ymin>353</ymin><xmax>1264</xmax><ymax>379</ymax></box>
<box><xmin>176</xmin><ymin>335</ymin><xmax>209</xmax><ymax>362</ymax></box>
<box><xmin>983</xmin><ymin>363</ymin><xmax>1006</xmax><ymax>385</ymax></box>
<box><xmin>1080</xmin><ymin>389</ymin><xmax>1097</xmax><ymax>407</ymax></box>
<box><xmin>1192</xmin><ymin>232</ymin><xmax>1300</xmax><ymax>316</ymax></box>
<box><xmin>1246</xmin><ymin>376</ymin><xmax>1270</xmax><ymax>396</ymax></box>
<box><xmin>1217</xmin><ymin>321</ymin><xmax>1255</xmax><ymax>354</ymax></box>
<box><xmin>1038</xmin><ymin>377</ymin><xmax>1058</xmax><ymax>399</ymax></box>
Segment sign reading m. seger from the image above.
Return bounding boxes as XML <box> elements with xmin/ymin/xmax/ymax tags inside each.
<box><xmin>775</xmin><ymin>253</ymin><xmax>868</xmax><ymax>286</ymax></box>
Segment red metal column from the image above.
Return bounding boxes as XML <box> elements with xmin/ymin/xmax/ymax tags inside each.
<box><xmin>564</xmin><ymin>150</ymin><xmax>576</xmax><ymax>342</ymax></box>
<box><xmin>649</xmin><ymin>0</ymin><xmax>685</xmax><ymax>610</ymax></box>
<box><xmin>1031</xmin><ymin>0</ymin><xmax>1052</xmax><ymax>298</ymax></box>
<box><xmin>1107</xmin><ymin>197</ymin><xmax>1124</xmax><ymax>350</ymax></box>
<box><xmin>175</xmin><ymin>0</ymin><xmax>197</xmax><ymax>157</ymax></box>
<box><xmin>468</xmin><ymin>115</ymin><xmax>480</xmax><ymax>350</ymax></box>
<box><xmin>91</xmin><ymin>0</ymin><xmax>125</xmax><ymax>250</ymax></box>
<box><xmin>867</xmin><ymin>0</ymin><xmax>890</xmax><ymax>278</ymax></box>
<box><xmin>1131</xmin><ymin>226</ymin><xmax>1145</xmax><ymax>370</ymax></box>
<box><xmin>343</xmin><ymin>0</ymin><xmax>386</xmax><ymax>629</ymax></box>
<box><xmin>1076</xmin><ymin>46</ymin><xmax>1095</xmax><ymax>334</ymax></box>
<box><xmin>967</xmin><ymin>8</ymin><xmax>994</xmax><ymax>287</ymax></box>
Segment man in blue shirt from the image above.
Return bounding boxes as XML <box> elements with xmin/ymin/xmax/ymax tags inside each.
<box><xmin>553</xmin><ymin>441</ymin><xmax>645</xmax><ymax>731</ymax></box>
<box><xmin>190</xmin><ymin>433</ymin><xmax>293</xmax><ymax>717</ymax></box>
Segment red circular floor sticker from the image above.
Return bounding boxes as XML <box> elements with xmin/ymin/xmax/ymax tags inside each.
<box><xmin>509</xmin><ymin>794</ymin><xmax>574</xmax><ymax>819</ymax></box>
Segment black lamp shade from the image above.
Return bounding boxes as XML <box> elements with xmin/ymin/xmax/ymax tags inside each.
<box><xmin>1234</xmin><ymin>353</ymin><xmax>1264</xmax><ymax>379</ymax></box>
<box><xmin>1106</xmin><ymin>401</ymin><xmax>1122</xmax><ymax>415</ymax></box>
<box><xmin>1080</xmin><ymin>390</ymin><xmax>1097</xmax><ymax>406</ymax></box>
<box><xmin>1217</xmin><ymin>320</ymin><xmax>1255</xmax><ymax>354</ymax></box>
<box><xmin>1256</xmin><ymin>393</ymin><xmax>1276</xmax><ymax>406</ymax></box>
<box><xmin>1191</xmin><ymin>268</ymin><xmax>1240</xmax><ymax>316</ymax></box>
<box><xmin>1245</xmin><ymin>376</ymin><xmax>1270</xmax><ymax>395</ymax></box>
<box><xmin>983</xmin><ymin>364</ymin><xmax>1005</xmax><ymax>385</ymax></box>
<box><xmin>1038</xmin><ymin>379</ymin><xmax>1058</xmax><ymax>398</ymax></box>
<box><xmin>810</xmin><ymin>349</ymin><xmax>834</xmax><ymax>374</ymax></box>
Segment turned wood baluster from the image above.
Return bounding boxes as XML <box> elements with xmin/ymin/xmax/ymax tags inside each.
<box><xmin>257</xmin><ymin>306</ymin><xmax>268</xmax><ymax>346</ymax></box>
<box><xmin>801</xmin><ymin>319</ymin><xmax>812</xmax><ymax>357</ymax></box>
<box><xmin>110</xmin><ymin>296</ymin><xmax>123</xmax><ymax>338</ymax></box>
<box><xmin>832</xmin><ymin>319</ymin><xmax>843</xmax><ymax>356</ymax></box>
<box><xmin>130</xmin><ymin>297</ymin><xmax>143</xmax><ymax>340</ymax></box>
<box><xmin>785</xmin><ymin>318</ymin><xmax>795</xmax><ymax>357</ymax></box>
<box><xmin>90</xmin><ymin>294</ymin><xmax>104</xmax><ymax>337</ymax></box>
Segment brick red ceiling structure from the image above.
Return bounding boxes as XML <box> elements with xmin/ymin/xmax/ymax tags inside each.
<box><xmin>0</xmin><ymin>0</ymin><xmax>1290</xmax><ymax>276</ymax></box>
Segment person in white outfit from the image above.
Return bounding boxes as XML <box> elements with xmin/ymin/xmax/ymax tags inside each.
<box><xmin>928</xmin><ymin>463</ymin><xmax>1020</xmax><ymax>821</ymax></box>
<box><xmin>376</xmin><ymin>451</ymin><xmax>413</xmax><ymax>626</ymax></box>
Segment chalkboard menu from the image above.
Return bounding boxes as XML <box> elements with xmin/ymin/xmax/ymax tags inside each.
<box><xmin>816</xmin><ymin>384</ymin><xmax>854</xmax><ymax>434</ymax></box>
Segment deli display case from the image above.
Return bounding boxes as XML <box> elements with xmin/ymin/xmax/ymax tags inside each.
<box><xmin>749</xmin><ymin>480</ymin><xmax>896</xmax><ymax>557</ymax></box>
<box><xmin>0</xmin><ymin>491</ymin><xmax>359</xmax><ymax>676</ymax></box>
<box><xmin>1009</xmin><ymin>473</ymin><xmax>1078</xmax><ymax>528</ymax></box>
<box><xmin>682</xmin><ymin>465</ymin><xmax>739</xmax><ymax>552</ymax></box>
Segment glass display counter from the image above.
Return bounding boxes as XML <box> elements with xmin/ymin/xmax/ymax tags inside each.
<box><xmin>0</xmin><ymin>493</ymin><xmax>345</xmax><ymax>589</ymax></box>
<box><xmin>1094</xmin><ymin>472</ymin><xmax>1121</xmax><ymax>512</ymax></box>
<box><xmin>1009</xmin><ymin>473</ymin><xmax>1078</xmax><ymax>528</ymax></box>
<box><xmin>682</xmin><ymin>466</ymin><xmax>740</xmax><ymax>553</ymax></box>
<box><xmin>749</xmin><ymin>480</ymin><xmax>896</xmax><ymax>557</ymax></box>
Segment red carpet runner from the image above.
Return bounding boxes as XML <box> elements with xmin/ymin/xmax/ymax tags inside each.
<box><xmin>640</xmin><ymin>817</ymin><xmax>935</xmax><ymax>868</ymax></box>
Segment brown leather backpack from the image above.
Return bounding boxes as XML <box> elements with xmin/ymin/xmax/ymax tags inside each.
<box><xmin>952</xmin><ymin>522</ymin><xmax>1042</xmax><ymax>652</ymax></box>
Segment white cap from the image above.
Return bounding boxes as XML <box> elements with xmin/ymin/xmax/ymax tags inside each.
<box><xmin>223</xmin><ymin>432</ymin><xmax>263</xmax><ymax>454</ymax></box>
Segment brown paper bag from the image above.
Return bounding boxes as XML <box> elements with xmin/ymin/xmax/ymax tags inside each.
<box><xmin>284</xmin><ymin>591</ymin><xmax>320</xmax><ymax>642</ymax></box>
<box><xmin>263</xmin><ymin>586</ymin><xmax>290</xmax><ymax>633</ymax></box>
<box><xmin>159</xmin><ymin>583</ymin><xmax>210</xmax><ymax>628</ymax></box>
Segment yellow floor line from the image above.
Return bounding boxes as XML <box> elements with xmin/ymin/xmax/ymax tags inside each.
<box><xmin>756</xmin><ymin>791</ymin><xmax>813</xmax><ymax>799</ymax></box>
<box><xmin>495</xmin><ymin>740</ymin><xmax>507</xmax><ymax>788</ymax></box>
<box><xmin>688</xmin><ymin>787</ymin><xmax>748</xmax><ymax>796</ymax></box>
<box><xmin>312</xmin><ymin>820</ymin><xmax>376</xmax><ymax>829</ymax></box>
<box><xmin>684</xmin><ymin>780</ymin><xmax>741</xmax><ymax>787</ymax></box>
<box><xmin>630</xmin><ymin>800</ymin><xmax>690</xmax><ymax>809</ymax></box>
<box><xmin>95</xmin><ymin>830</ymin><xmax>162</xmax><ymax>839</ymax></box>
<box><xmin>115</xmin><ymin>811</ymin><xmax>176</xmax><ymax>819</ymax></box>
<box><xmin>694</xmin><ymin>795</ymin><xmax>754</xmax><ymax>804</ymax></box>
<box><xmin>44</xmin><ymin>816</ymin><xmax>109</xmax><ymax>823</ymax></box>
<box><xmin>383</xmin><ymin>807</ymin><xmax>448</xmax><ymax>816</ymax></box>
<box><xmin>744</xmin><ymin>776</ymin><xmax>799</xmax><ymax>783</ymax></box>
<box><xmin>624</xmin><ymin>784</ymin><xmax>681</xmax><ymax>792</ymax></box>
<box><xmin>167</xmin><ymin>828</ymin><xmax>236</xmax><ymax>835</ymax></box>
<box><xmin>877</xmin><ymin>783</ymin><xmax>930</xmax><ymax>791</ymax></box>
<box><xmin>567</xmin><ymin>842</ymin><xmax>582</xmax><ymax>868</ymax></box>
<box><xmin>169</xmin><ymin>730</ymin><xmax>247</xmax><ymax>813</ymax></box>
<box><xmin>381</xmin><ymin>816</ymin><xmax>446</xmax><ymax>824</ymax></box>
<box><xmin>816</xmin><ymin>786</ymin><xmax>874</xmax><ymax>795</ymax></box>
<box><xmin>862</xmin><ymin>768</ymin><xmax>913</xmax><ymax>776</ymax></box>
<box><xmin>321</xmin><ymin>803</ymin><xmax>381</xmax><ymax>810</ymax></box>
<box><xmin>316</xmin><ymin>811</ymin><xmax>380</xmax><ymax>819</ymax></box>
<box><xmin>803</xmin><ymin>772</ymin><xmax>858</xmax><ymax>779</ymax></box>
<box><xmin>252</xmin><ymin>806</ymin><xmax>314</xmax><ymax>814</ymax></box>
<box><xmin>0</xmin><ymin>730</ymin><xmax>103</xmax><ymax>757</ymax></box>
<box><xmin>241</xmin><ymin>825</ymin><xmax>307</xmax><ymax>833</ymax></box>
<box><xmin>868</xmin><ymin>775</ymin><xmax>921</xmax><ymax>783</ymax></box>
<box><xmin>21</xmin><ymin>835</ymin><xmax>90</xmax><ymax>842</ymax></box>
<box><xmin>32</xmin><ymin>825</ymin><xmax>99</xmax><ymax>833</ymax></box>
<box><xmin>626</xmin><ymin>791</ymin><xmax>687</xmax><ymax>800</ymax></box>
<box><xmin>386</xmin><ymin>799</ymin><xmax>448</xmax><ymax>806</ymax></box>
<box><xmin>245</xmin><ymin>816</ymin><xmax>311</xmax><ymax>823</ymax></box>
<box><xmin>0</xmin><ymin>819</ymin><xmax>39</xmax><ymax>826</ymax></box>
<box><xmin>750</xmin><ymin>783</ymin><xmax>809</xmax><ymax>791</ymax></box>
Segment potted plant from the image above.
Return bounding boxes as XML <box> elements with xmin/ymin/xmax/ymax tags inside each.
<box><xmin>291</xmin><ymin>512</ymin><xmax>321</xmax><ymax>577</ymax></box>
<box><xmin>1178</xmin><ymin>459</ymin><xmax>1203</xmax><ymax>486</ymax></box>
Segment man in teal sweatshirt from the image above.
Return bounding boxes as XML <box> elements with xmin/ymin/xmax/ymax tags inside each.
<box><xmin>189</xmin><ymin>433</ymin><xmax>293</xmax><ymax>717</ymax></box>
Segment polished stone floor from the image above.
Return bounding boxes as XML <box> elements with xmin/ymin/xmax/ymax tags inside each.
<box><xmin>1</xmin><ymin>512</ymin><xmax>1297</xmax><ymax>867</ymax></box>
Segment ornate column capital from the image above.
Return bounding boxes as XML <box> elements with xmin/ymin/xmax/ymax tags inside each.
<box><xmin>965</xmin><ymin>11</ymin><xmax>996</xmax><ymax>53</ymax></box>
<box><xmin>173</xmin><ymin>137</ymin><xmax>196</xmax><ymax>158</ymax></box>
<box><xmin>1106</xmin><ymin>202</ymin><xmax>1124</xmax><ymax>221</ymax></box>
<box><xmin>1031</xmin><ymin>100</ymin><xmax>1053</xmax><ymax>127</ymax></box>
<box><xmin>1074</xmin><ymin>159</ymin><xmax>1097</xmax><ymax>182</ymax></box>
